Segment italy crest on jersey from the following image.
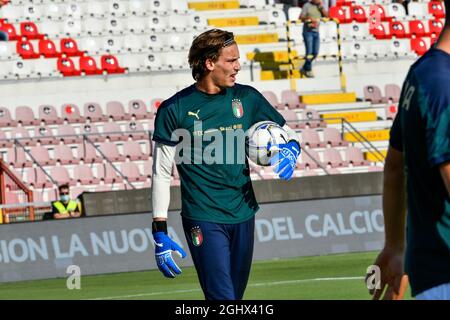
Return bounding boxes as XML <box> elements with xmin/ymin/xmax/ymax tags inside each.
<box><xmin>232</xmin><ymin>99</ymin><xmax>244</xmax><ymax>118</ymax></box>
<box><xmin>191</xmin><ymin>226</ymin><xmax>203</xmax><ymax>247</ymax></box>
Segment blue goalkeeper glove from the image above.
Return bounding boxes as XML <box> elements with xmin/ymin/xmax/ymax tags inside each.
<box><xmin>153</xmin><ymin>231</ymin><xmax>187</xmax><ymax>278</ymax></box>
<box><xmin>268</xmin><ymin>140</ymin><xmax>301</xmax><ymax>180</ymax></box>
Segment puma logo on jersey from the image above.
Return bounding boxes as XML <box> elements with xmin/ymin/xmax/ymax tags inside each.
<box><xmin>188</xmin><ymin>109</ymin><xmax>200</xmax><ymax>120</ymax></box>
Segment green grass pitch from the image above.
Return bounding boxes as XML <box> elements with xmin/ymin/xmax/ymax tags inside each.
<box><xmin>0</xmin><ymin>251</ymin><xmax>412</xmax><ymax>300</ymax></box>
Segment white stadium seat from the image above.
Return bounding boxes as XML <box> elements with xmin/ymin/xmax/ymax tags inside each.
<box><xmin>109</xmin><ymin>0</ymin><xmax>128</xmax><ymax>17</ymax></box>
<box><xmin>126</xmin><ymin>16</ymin><xmax>147</xmax><ymax>34</ymax></box>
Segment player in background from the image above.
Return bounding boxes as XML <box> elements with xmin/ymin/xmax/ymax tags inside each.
<box><xmin>150</xmin><ymin>29</ymin><xmax>301</xmax><ymax>300</ymax></box>
<box><xmin>367</xmin><ymin>0</ymin><xmax>450</xmax><ymax>300</ymax></box>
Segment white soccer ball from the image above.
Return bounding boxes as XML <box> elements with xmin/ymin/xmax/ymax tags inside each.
<box><xmin>246</xmin><ymin>121</ymin><xmax>289</xmax><ymax>166</ymax></box>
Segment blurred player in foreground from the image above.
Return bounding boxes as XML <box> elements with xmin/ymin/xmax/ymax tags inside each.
<box><xmin>150</xmin><ymin>29</ymin><xmax>300</xmax><ymax>300</ymax></box>
<box><xmin>367</xmin><ymin>0</ymin><xmax>450</xmax><ymax>300</ymax></box>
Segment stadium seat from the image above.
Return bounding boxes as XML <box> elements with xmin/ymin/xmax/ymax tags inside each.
<box><xmin>50</xmin><ymin>166</ymin><xmax>75</xmax><ymax>186</ymax></box>
<box><xmin>298</xmin><ymin>149</ymin><xmax>321</xmax><ymax>170</ymax></box>
<box><xmin>107</xmin><ymin>18</ymin><xmax>126</xmax><ymax>35</ymax></box>
<box><xmin>25</xmin><ymin>167</ymin><xmax>50</xmax><ymax>189</ymax></box>
<box><xmin>39</xmin><ymin>21</ymin><xmax>62</xmax><ymax>38</ymax></box>
<box><xmin>429</xmin><ymin>19</ymin><xmax>444</xmax><ymax>37</ymax></box>
<box><xmin>60</xmin><ymin>38</ymin><xmax>84</xmax><ymax>57</ymax></box>
<box><xmin>300</xmin><ymin>129</ymin><xmax>325</xmax><ymax>148</ymax></box>
<box><xmin>77</xmin><ymin>143</ymin><xmax>102</xmax><ymax>163</ymax></box>
<box><xmin>38</xmin><ymin>38</ymin><xmax>60</xmax><ymax>58</ymax></box>
<box><xmin>301</xmin><ymin>109</ymin><xmax>326</xmax><ymax>128</ymax></box>
<box><xmin>121</xmin><ymin>161</ymin><xmax>146</xmax><ymax>182</ymax></box>
<box><xmin>323</xmin><ymin>148</ymin><xmax>348</xmax><ymax>168</ymax></box>
<box><xmin>329</xmin><ymin>6</ymin><xmax>351</xmax><ymax>23</ymax></box>
<box><xmin>126</xmin><ymin>19</ymin><xmax>147</xmax><ymax>35</ymax></box>
<box><xmin>87</xmin><ymin>1</ymin><xmax>107</xmax><ymax>18</ymax></box>
<box><xmin>408</xmin><ymin>2</ymin><xmax>430</xmax><ymax>19</ymax></box>
<box><xmin>109</xmin><ymin>1</ymin><xmax>128</xmax><ymax>17</ymax></box>
<box><xmin>57</xmin><ymin>57</ymin><xmax>82</xmax><ymax>76</ymax></box>
<box><xmin>11</xmin><ymin>127</ymin><xmax>35</xmax><ymax>146</ymax></box>
<box><xmin>20</xmin><ymin>22</ymin><xmax>44</xmax><ymax>40</ymax></box>
<box><xmin>96</xmin><ymin>163</ymin><xmax>124</xmax><ymax>184</ymax></box>
<box><xmin>363</xmin><ymin>85</ymin><xmax>384</xmax><ymax>104</ymax></box>
<box><xmin>345</xmin><ymin>146</ymin><xmax>370</xmax><ymax>166</ymax></box>
<box><xmin>370</xmin><ymin>4</ymin><xmax>390</xmax><ymax>22</ymax></box>
<box><xmin>62</xmin><ymin>19</ymin><xmax>82</xmax><ymax>37</ymax></box>
<box><xmin>57</xmin><ymin>124</ymin><xmax>82</xmax><ymax>144</ymax></box>
<box><xmin>386</xmin><ymin>3</ymin><xmax>406</xmax><ymax>19</ymax></box>
<box><xmin>15</xmin><ymin>105</ymin><xmax>39</xmax><ymax>126</ymax></box>
<box><xmin>428</xmin><ymin>1</ymin><xmax>445</xmax><ymax>19</ymax></box>
<box><xmin>123</xmin><ymin>140</ymin><xmax>148</xmax><ymax>161</ymax></box>
<box><xmin>384</xmin><ymin>83</ymin><xmax>401</xmax><ymax>103</ymax></box>
<box><xmin>73</xmin><ymin>164</ymin><xmax>100</xmax><ymax>185</ymax></box>
<box><xmin>350</xmin><ymin>5</ymin><xmax>367</xmax><ymax>23</ymax></box>
<box><xmin>389</xmin><ymin>21</ymin><xmax>408</xmax><ymax>39</ymax></box>
<box><xmin>16</xmin><ymin>40</ymin><xmax>40</xmax><ymax>59</ymax></box>
<box><xmin>106</xmin><ymin>101</ymin><xmax>132</xmax><ymax>121</ymax></box>
<box><xmin>101</xmin><ymin>54</ymin><xmax>127</xmax><ymax>74</ymax></box>
<box><xmin>84</xmin><ymin>18</ymin><xmax>106</xmax><ymax>36</ymax></box>
<box><xmin>0</xmin><ymin>22</ymin><xmax>19</xmax><ymax>41</ymax></box>
<box><xmin>60</xmin><ymin>103</ymin><xmax>85</xmax><ymax>123</ymax></box>
<box><xmin>0</xmin><ymin>130</ymin><xmax>13</xmax><ymax>148</ymax></box>
<box><xmin>262</xmin><ymin>90</ymin><xmax>283</xmax><ymax>109</ymax></box>
<box><xmin>99</xmin><ymin>141</ymin><xmax>126</xmax><ymax>162</ymax></box>
<box><xmin>44</xmin><ymin>4</ymin><xmax>63</xmax><ymax>21</ymax></box>
<box><xmin>7</xmin><ymin>147</ymin><xmax>31</xmax><ymax>168</ymax></box>
<box><xmin>142</xmin><ymin>158</ymin><xmax>153</xmax><ymax>178</ymax></box>
<box><xmin>102</xmin><ymin>122</ymin><xmax>127</xmax><ymax>142</ymax></box>
<box><xmin>34</xmin><ymin>126</ymin><xmax>57</xmax><ymax>145</ymax></box>
<box><xmin>83</xmin><ymin>102</ymin><xmax>108</xmax><ymax>122</ymax></box>
<box><xmin>281</xmin><ymin>90</ymin><xmax>305</xmax><ymax>110</ymax></box>
<box><xmin>22</xmin><ymin>4</ymin><xmax>42</xmax><ymax>22</ymax></box>
<box><xmin>79</xmin><ymin>56</ymin><xmax>103</xmax><ymax>75</ymax></box>
<box><xmin>53</xmin><ymin>144</ymin><xmax>77</xmax><ymax>165</ymax></box>
<box><xmin>38</xmin><ymin>104</ymin><xmax>63</xmax><ymax>125</ymax></box>
<box><xmin>279</xmin><ymin>109</ymin><xmax>303</xmax><ymax>129</ymax></box>
<box><xmin>323</xmin><ymin>127</ymin><xmax>349</xmax><ymax>147</ymax></box>
<box><xmin>29</xmin><ymin>145</ymin><xmax>56</xmax><ymax>166</ymax></box>
<box><xmin>409</xmin><ymin>20</ymin><xmax>427</xmax><ymax>38</ymax></box>
<box><xmin>81</xmin><ymin>123</ymin><xmax>105</xmax><ymax>143</ymax></box>
<box><xmin>125</xmin><ymin>121</ymin><xmax>149</xmax><ymax>141</ymax></box>
<box><xmin>129</xmin><ymin>0</ymin><xmax>150</xmax><ymax>16</ymax></box>
<box><xmin>5</xmin><ymin>191</ymin><xmax>20</xmax><ymax>204</ymax></box>
<box><xmin>370</xmin><ymin>23</ymin><xmax>390</xmax><ymax>40</ymax></box>
<box><xmin>0</xmin><ymin>107</ymin><xmax>17</xmax><ymax>127</ymax></box>
<box><xmin>66</xmin><ymin>3</ymin><xmax>84</xmax><ymax>19</ymax></box>
<box><xmin>410</xmin><ymin>37</ymin><xmax>429</xmax><ymax>56</ymax></box>
<box><xmin>128</xmin><ymin>99</ymin><xmax>152</xmax><ymax>119</ymax></box>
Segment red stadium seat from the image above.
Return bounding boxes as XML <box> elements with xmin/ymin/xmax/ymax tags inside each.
<box><xmin>370</xmin><ymin>23</ymin><xmax>390</xmax><ymax>40</ymax></box>
<box><xmin>345</xmin><ymin>147</ymin><xmax>370</xmax><ymax>166</ymax></box>
<box><xmin>124</xmin><ymin>121</ymin><xmax>148</xmax><ymax>141</ymax></box>
<box><xmin>29</xmin><ymin>145</ymin><xmax>56</xmax><ymax>166</ymax></box>
<box><xmin>121</xmin><ymin>162</ymin><xmax>146</xmax><ymax>182</ymax></box>
<box><xmin>385</xmin><ymin>104</ymin><xmax>398</xmax><ymax>120</ymax></box>
<box><xmin>428</xmin><ymin>1</ymin><xmax>445</xmax><ymax>19</ymax></box>
<box><xmin>262</xmin><ymin>90</ymin><xmax>283</xmax><ymax>109</ymax></box>
<box><xmin>384</xmin><ymin>83</ymin><xmax>401</xmax><ymax>103</ymax></box>
<box><xmin>7</xmin><ymin>147</ymin><xmax>32</xmax><ymax>168</ymax></box>
<box><xmin>38</xmin><ymin>38</ymin><xmax>60</xmax><ymax>58</ymax></box>
<box><xmin>11</xmin><ymin>127</ymin><xmax>35</xmax><ymax>146</ymax></box>
<box><xmin>370</xmin><ymin>4</ymin><xmax>390</xmax><ymax>22</ymax></box>
<box><xmin>280</xmin><ymin>90</ymin><xmax>305</xmax><ymax>110</ymax></box>
<box><xmin>0</xmin><ymin>130</ymin><xmax>13</xmax><ymax>148</ymax></box>
<box><xmin>50</xmin><ymin>166</ymin><xmax>75</xmax><ymax>186</ymax></box>
<box><xmin>57</xmin><ymin>57</ymin><xmax>81</xmax><ymax>76</ymax></box>
<box><xmin>99</xmin><ymin>141</ymin><xmax>126</xmax><ymax>162</ymax></box>
<box><xmin>20</xmin><ymin>22</ymin><xmax>44</xmax><ymax>40</ymax></box>
<box><xmin>364</xmin><ymin>85</ymin><xmax>384</xmax><ymax>104</ymax></box>
<box><xmin>34</xmin><ymin>126</ymin><xmax>57</xmax><ymax>145</ymax></box>
<box><xmin>350</xmin><ymin>5</ymin><xmax>367</xmax><ymax>23</ymax></box>
<box><xmin>409</xmin><ymin>20</ymin><xmax>427</xmax><ymax>38</ymax></box>
<box><xmin>300</xmin><ymin>109</ymin><xmax>326</xmax><ymax>128</ymax></box>
<box><xmin>279</xmin><ymin>109</ymin><xmax>303</xmax><ymax>129</ymax></box>
<box><xmin>77</xmin><ymin>143</ymin><xmax>102</xmax><ymax>163</ymax></box>
<box><xmin>60</xmin><ymin>38</ymin><xmax>84</xmax><ymax>57</ymax></box>
<box><xmin>96</xmin><ymin>163</ymin><xmax>124</xmax><ymax>184</ymax></box>
<box><xmin>389</xmin><ymin>21</ymin><xmax>408</xmax><ymax>39</ymax></box>
<box><xmin>123</xmin><ymin>140</ymin><xmax>148</xmax><ymax>161</ymax></box>
<box><xmin>329</xmin><ymin>6</ymin><xmax>351</xmax><ymax>23</ymax></box>
<box><xmin>323</xmin><ymin>148</ymin><xmax>348</xmax><ymax>168</ymax></box>
<box><xmin>102</xmin><ymin>122</ymin><xmax>127</xmax><ymax>142</ymax></box>
<box><xmin>0</xmin><ymin>23</ymin><xmax>19</xmax><ymax>41</ymax></box>
<box><xmin>101</xmin><ymin>54</ymin><xmax>126</xmax><ymax>74</ymax></box>
<box><xmin>410</xmin><ymin>38</ymin><xmax>429</xmax><ymax>56</ymax></box>
<box><xmin>298</xmin><ymin>149</ymin><xmax>321</xmax><ymax>170</ymax></box>
<box><xmin>53</xmin><ymin>144</ymin><xmax>78</xmax><ymax>165</ymax></box>
<box><xmin>79</xmin><ymin>56</ymin><xmax>103</xmax><ymax>75</ymax></box>
<box><xmin>16</xmin><ymin>40</ymin><xmax>40</xmax><ymax>59</ymax></box>
<box><xmin>428</xmin><ymin>19</ymin><xmax>444</xmax><ymax>37</ymax></box>
<box><xmin>80</xmin><ymin>123</ymin><xmax>105</xmax><ymax>143</ymax></box>
<box><xmin>25</xmin><ymin>168</ymin><xmax>50</xmax><ymax>189</ymax></box>
<box><xmin>57</xmin><ymin>124</ymin><xmax>82</xmax><ymax>144</ymax></box>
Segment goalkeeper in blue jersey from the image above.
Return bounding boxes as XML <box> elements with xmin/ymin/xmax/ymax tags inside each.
<box><xmin>150</xmin><ymin>29</ymin><xmax>301</xmax><ymax>300</ymax></box>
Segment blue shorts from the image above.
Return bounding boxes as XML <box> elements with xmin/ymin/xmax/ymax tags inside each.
<box><xmin>182</xmin><ymin>216</ymin><xmax>255</xmax><ymax>300</ymax></box>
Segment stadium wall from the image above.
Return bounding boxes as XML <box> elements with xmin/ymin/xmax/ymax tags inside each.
<box><xmin>0</xmin><ymin>172</ymin><xmax>384</xmax><ymax>283</ymax></box>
